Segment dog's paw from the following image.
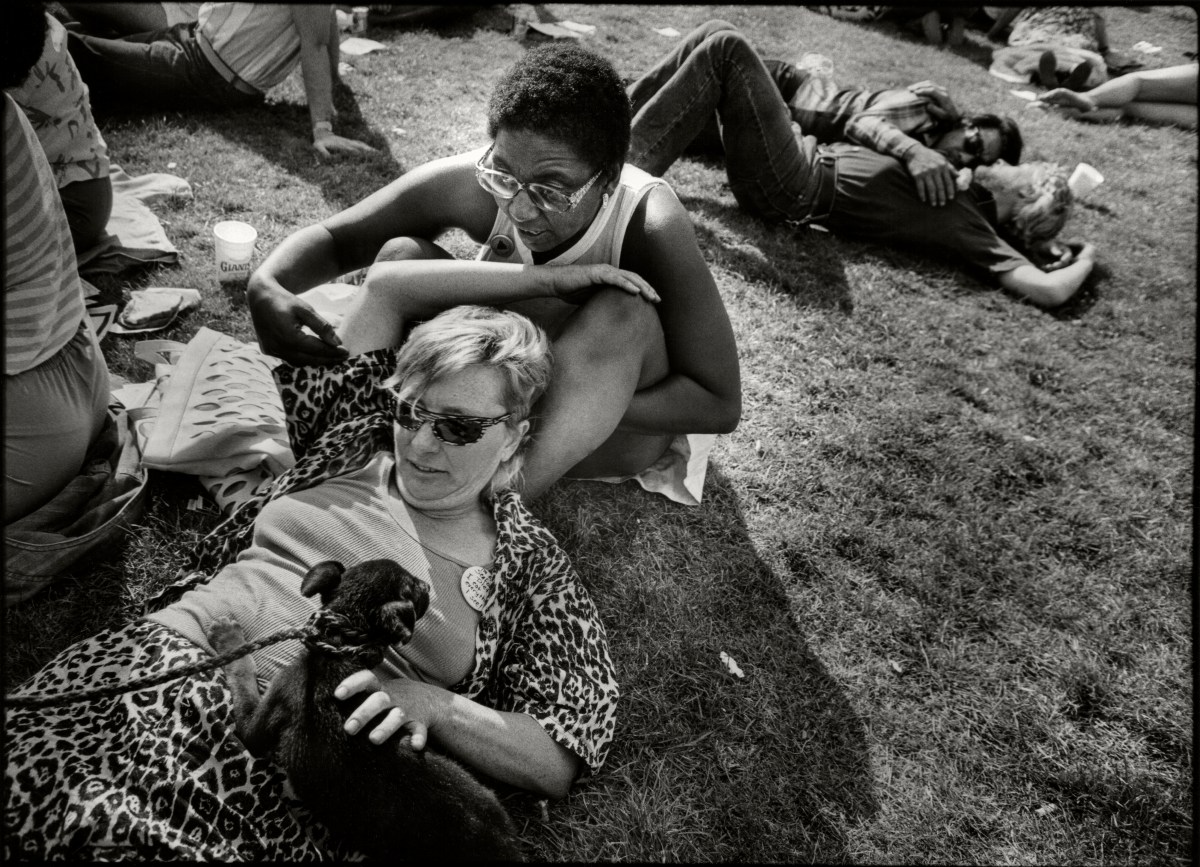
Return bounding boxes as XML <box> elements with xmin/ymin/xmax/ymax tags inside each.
<box><xmin>207</xmin><ymin>616</ymin><xmax>247</xmax><ymax>653</ymax></box>
<box><xmin>380</xmin><ymin>598</ymin><xmax>424</xmax><ymax>645</ymax></box>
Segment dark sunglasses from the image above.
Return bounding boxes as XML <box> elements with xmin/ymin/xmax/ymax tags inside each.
<box><xmin>963</xmin><ymin>124</ymin><xmax>985</xmax><ymax>159</ymax></box>
<box><xmin>394</xmin><ymin>397</ymin><xmax>512</xmax><ymax>446</ymax></box>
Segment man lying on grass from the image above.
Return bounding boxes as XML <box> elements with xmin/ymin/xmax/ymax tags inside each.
<box><xmin>681</xmin><ymin>38</ymin><xmax>1024</xmax><ymax>208</ymax></box>
<box><xmin>629</xmin><ymin>20</ymin><xmax>1097</xmax><ymax>309</ymax></box>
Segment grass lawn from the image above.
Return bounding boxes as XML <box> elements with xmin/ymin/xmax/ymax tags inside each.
<box><xmin>5</xmin><ymin>5</ymin><xmax>1194</xmax><ymax>864</ymax></box>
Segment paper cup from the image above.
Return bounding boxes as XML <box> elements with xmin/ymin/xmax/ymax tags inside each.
<box><xmin>1068</xmin><ymin>163</ymin><xmax>1104</xmax><ymax>199</ymax></box>
<box><xmin>213</xmin><ymin>220</ymin><xmax>257</xmax><ymax>285</ymax></box>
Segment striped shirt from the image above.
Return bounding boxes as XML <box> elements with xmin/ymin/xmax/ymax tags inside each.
<box><xmin>767</xmin><ymin>60</ymin><xmax>949</xmax><ymax>164</ymax></box>
<box><xmin>196</xmin><ymin>2</ymin><xmax>305</xmax><ymax>93</ymax></box>
<box><xmin>4</xmin><ymin>94</ymin><xmax>84</xmax><ymax>375</ymax></box>
<box><xmin>152</xmin><ymin>452</ymin><xmax>482</xmax><ymax>688</ymax></box>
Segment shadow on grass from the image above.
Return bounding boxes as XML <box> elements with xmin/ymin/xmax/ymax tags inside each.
<box><xmin>197</xmin><ymin>86</ymin><xmax>402</xmax><ymax>212</ymax></box>
<box><xmin>511</xmin><ymin>468</ymin><xmax>877</xmax><ymax>861</ymax></box>
<box><xmin>675</xmin><ymin>190</ymin><xmax>855</xmax><ymax>315</ymax></box>
<box><xmin>93</xmin><ymin>83</ymin><xmax>402</xmax><ymax>213</ymax></box>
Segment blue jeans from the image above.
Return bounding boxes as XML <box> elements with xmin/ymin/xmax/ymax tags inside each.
<box><xmin>66</xmin><ymin>24</ymin><xmax>261</xmax><ymax>113</ymax></box>
<box><xmin>627</xmin><ymin>20</ymin><xmax>821</xmax><ymax>222</ymax></box>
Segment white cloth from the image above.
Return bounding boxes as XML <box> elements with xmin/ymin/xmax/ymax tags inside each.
<box><xmin>75</xmin><ymin>164</ymin><xmax>191</xmax><ymax>276</ymax></box>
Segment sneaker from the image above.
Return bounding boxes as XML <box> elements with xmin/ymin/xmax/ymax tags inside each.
<box><xmin>1062</xmin><ymin>60</ymin><xmax>1094</xmax><ymax>92</ymax></box>
<box><xmin>1037</xmin><ymin>50</ymin><xmax>1059</xmax><ymax>88</ymax></box>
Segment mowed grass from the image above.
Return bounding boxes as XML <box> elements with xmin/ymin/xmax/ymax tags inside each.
<box><xmin>5</xmin><ymin>5</ymin><xmax>1193</xmax><ymax>863</ymax></box>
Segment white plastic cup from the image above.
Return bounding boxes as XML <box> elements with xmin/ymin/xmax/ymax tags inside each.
<box><xmin>1068</xmin><ymin>163</ymin><xmax>1104</xmax><ymax>199</ymax></box>
<box><xmin>213</xmin><ymin>220</ymin><xmax>257</xmax><ymax>286</ymax></box>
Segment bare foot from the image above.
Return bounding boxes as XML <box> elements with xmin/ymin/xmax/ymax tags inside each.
<box><xmin>1038</xmin><ymin>88</ymin><xmax>1097</xmax><ymax>112</ymax></box>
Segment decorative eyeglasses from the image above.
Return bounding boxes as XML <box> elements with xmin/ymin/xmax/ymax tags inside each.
<box><xmin>394</xmin><ymin>396</ymin><xmax>512</xmax><ymax>446</ymax></box>
<box><xmin>474</xmin><ymin>144</ymin><xmax>603</xmax><ymax>214</ymax></box>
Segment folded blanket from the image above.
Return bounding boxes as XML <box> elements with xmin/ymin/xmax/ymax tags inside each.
<box><xmin>76</xmin><ymin>165</ymin><xmax>192</xmax><ymax>277</ymax></box>
<box><xmin>298</xmin><ymin>282</ymin><xmax>716</xmax><ymax>505</ymax></box>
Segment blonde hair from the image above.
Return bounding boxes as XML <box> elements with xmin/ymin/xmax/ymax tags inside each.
<box><xmin>385</xmin><ymin>306</ymin><xmax>552</xmax><ymax>495</ymax></box>
<box><xmin>1003</xmin><ymin>161</ymin><xmax>1073</xmax><ymax>246</ymax></box>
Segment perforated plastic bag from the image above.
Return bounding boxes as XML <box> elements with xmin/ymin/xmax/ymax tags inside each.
<box><xmin>134</xmin><ymin>327</ymin><xmax>294</xmax><ymax>512</ymax></box>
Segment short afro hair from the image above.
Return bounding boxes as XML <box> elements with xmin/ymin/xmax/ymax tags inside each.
<box><xmin>487</xmin><ymin>42</ymin><xmax>631</xmax><ymax>180</ymax></box>
<box><xmin>964</xmin><ymin>113</ymin><xmax>1024</xmax><ymax>166</ymax></box>
<box><xmin>2</xmin><ymin>0</ymin><xmax>49</xmax><ymax>90</ymax></box>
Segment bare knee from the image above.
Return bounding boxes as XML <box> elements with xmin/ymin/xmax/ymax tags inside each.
<box><xmin>566</xmin><ymin>288</ymin><xmax>667</xmax><ymax>385</ymax></box>
<box><xmin>374</xmin><ymin>236</ymin><xmax>453</xmax><ymax>264</ymax></box>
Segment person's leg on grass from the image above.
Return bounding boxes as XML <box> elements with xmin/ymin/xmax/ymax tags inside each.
<box><xmin>1121</xmin><ymin>101</ymin><xmax>1197</xmax><ymax>129</ymax></box>
<box><xmin>58</xmin><ymin>177</ymin><xmax>114</xmax><ymax>253</ymax></box>
<box><xmin>4</xmin><ymin>323</ymin><xmax>110</xmax><ymax>523</ymax></box>
<box><xmin>627</xmin><ymin>21</ymin><xmax>817</xmax><ymax>222</ymax></box>
<box><xmin>625</xmin><ymin>20</ymin><xmax>735</xmax><ymax>116</ymax></box>
<box><xmin>66</xmin><ymin>24</ymin><xmax>257</xmax><ymax>112</ymax></box>
<box><xmin>60</xmin><ymin>2</ymin><xmax>170</xmax><ymax>37</ymax></box>
<box><xmin>1040</xmin><ymin>64</ymin><xmax>1199</xmax><ymax>115</ymax></box>
<box><xmin>521</xmin><ymin>288</ymin><xmax>672</xmax><ymax>499</ymax></box>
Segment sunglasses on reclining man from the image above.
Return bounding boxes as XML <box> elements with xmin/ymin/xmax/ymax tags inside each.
<box><xmin>962</xmin><ymin>123</ymin><xmax>986</xmax><ymax>162</ymax></box>
<box><xmin>393</xmin><ymin>395</ymin><xmax>512</xmax><ymax>446</ymax></box>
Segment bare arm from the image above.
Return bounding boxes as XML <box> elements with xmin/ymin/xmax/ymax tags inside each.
<box><xmin>337</xmin><ymin>671</ymin><xmax>580</xmax><ymax>799</ymax></box>
<box><xmin>617</xmin><ymin>185</ymin><xmax>742</xmax><ymax>434</ymax></box>
<box><xmin>998</xmin><ymin>241</ymin><xmax>1096</xmax><ymax>307</ymax></box>
<box><xmin>248</xmin><ymin>152</ymin><xmax>498</xmax><ymax>363</ymax></box>
<box><xmin>289</xmin><ymin>4</ymin><xmax>375</xmax><ymax>158</ymax></box>
<box><xmin>846</xmin><ymin>91</ymin><xmax>958</xmax><ymax>206</ymax></box>
<box><xmin>338</xmin><ymin>260</ymin><xmax>660</xmax><ymax>355</ymax></box>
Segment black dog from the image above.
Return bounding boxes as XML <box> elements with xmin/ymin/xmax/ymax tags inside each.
<box><xmin>208</xmin><ymin>559</ymin><xmax>522</xmax><ymax>861</ymax></box>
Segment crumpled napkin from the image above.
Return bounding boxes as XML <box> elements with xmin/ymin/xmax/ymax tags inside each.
<box><xmin>110</xmin><ymin>287</ymin><xmax>202</xmax><ymax>335</ymax></box>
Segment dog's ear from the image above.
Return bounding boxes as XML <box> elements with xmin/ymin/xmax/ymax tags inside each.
<box><xmin>301</xmin><ymin>561</ymin><xmax>345</xmax><ymax>603</ymax></box>
<box><xmin>379</xmin><ymin>599</ymin><xmax>423</xmax><ymax>644</ymax></box>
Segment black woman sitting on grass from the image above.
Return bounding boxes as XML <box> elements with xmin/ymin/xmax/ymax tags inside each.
<box><xmin>247</xmin><ymin>41</ymin><xmax>742</xmax><ymax>501</ymax></box>
<box><xmin>5</xmin><ymin>305</ymin><xmax>618</xmax><ymax>860</ymax></box>
<box><xmin>627</xmin><ymin>20</ymin><xmax>1098</xmax><ymax>309</ymax></box>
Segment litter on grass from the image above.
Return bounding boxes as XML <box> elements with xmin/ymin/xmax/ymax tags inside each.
<box><xmin>339</xmin><ymin>36</ymin><xmax>387</xmax><ymax>56</ymax></box>
<box><xmin>654</xmin><ymin>27</ymin><xmax>681</xmax><ymax>38</ymax></box>
<box><xmin>720</xmin><ymin>651</ymin><xmax>745</xmax><ymax>679</ymax></box>
<box><xmin>527</xmin><ymin>21</ymin><xmax>582</xmax><ymax>40</ymax></box>
<box><xmin>558</xmin><ymin>20</ymin><xmax>596</xmax><ymax>34</ymax></box>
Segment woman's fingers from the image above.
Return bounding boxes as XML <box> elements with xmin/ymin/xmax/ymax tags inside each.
<box><xmin>343</xmin><ymin>688</ymin><xmax>394</xmax><ymax>735</ymax></box>
<box><xmin>602</xmin><ymin>266</ymin><xmax>660</xmax><ymax>303</ymax></box>
<box><xmin>366</xmin><ymin>707</ymin><xmax>407</xmax><ymax>744</ymax></box>
<box><xmin>335</xmin><ymin>668</ymin><xmax>379</xmax><ymax>700</ymax></box>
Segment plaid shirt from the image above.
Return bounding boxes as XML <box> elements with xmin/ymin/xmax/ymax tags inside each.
<box><xmin>768</xmin><ymin>61</ymin><xmax>953</xmax><ymax>162</ymax></box>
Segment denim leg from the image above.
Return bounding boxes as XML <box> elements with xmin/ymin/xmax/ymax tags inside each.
<box><xmin>66</xmin><ymin>25</ymin><xmax>256</xmax><ymax>112</ymax></box>
<box><xmin>627</xmin><ymin>21</ymin><xmax>816</xmax><ymax>222</ymax></box>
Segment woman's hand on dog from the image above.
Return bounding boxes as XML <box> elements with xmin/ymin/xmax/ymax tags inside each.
<box><xmin>335</xmin><ymin>669</ymin><xmax>445</xmax><ymax>749</ymax></box>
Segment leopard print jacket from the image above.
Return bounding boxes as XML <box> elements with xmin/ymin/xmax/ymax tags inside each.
<box><xmin>151</xmin><ymin>349</ymin><xmax>619</xmax><ymax>772</ymax></box>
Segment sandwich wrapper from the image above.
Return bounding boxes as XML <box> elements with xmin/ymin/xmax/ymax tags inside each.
<box><xmin>110</xmin><ymin>287</ymin><xmax>203</xmax><ymax>335</ymax></box>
